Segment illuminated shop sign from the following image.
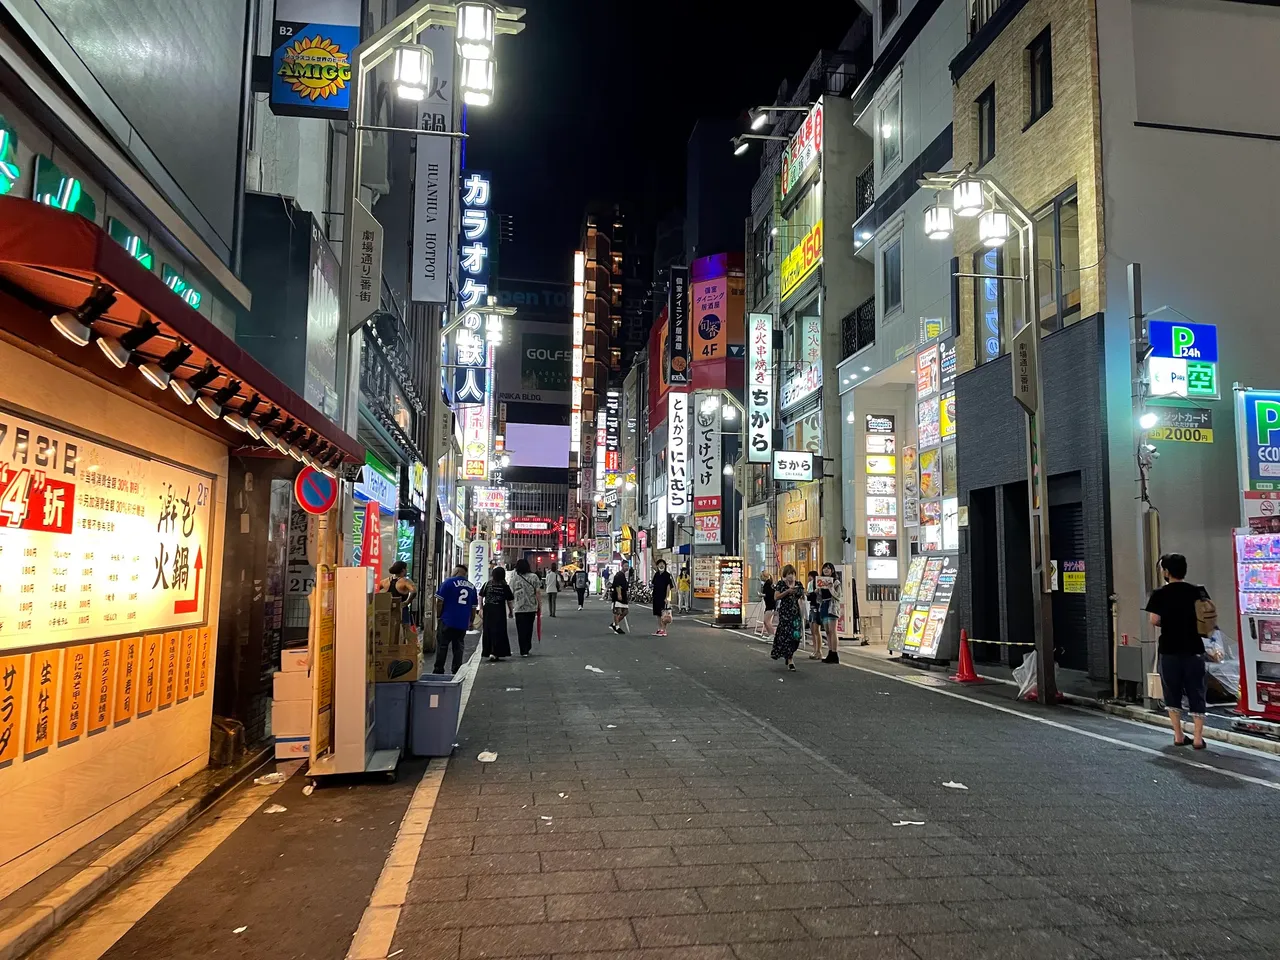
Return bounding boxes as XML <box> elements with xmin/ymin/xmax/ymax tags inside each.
<box><xmin>269</xmin><ymin>0</ymin><xmax>359</xmax><ymax>119</ymax></box>
<box><xmin>162</xmin><ymin>265</ymin><xmax>203</xmax><ymax>311</ymax></box>
<box><xmin>780</xmin><ymin>100</ymin><xmax>823</xmax><ymax>202</ymax></box>
<box><xmin>666</xmin><ymin>392</ymin><xmax>690</xmax><ymax>515</ymax></box>
<box><xmin>780</xmin><ymin>220</ymin><xmax>823</xmax><ymax>300</ymax></box>
<box><xmin>748</xmin><ymin>313</ymin><xmax>774</xmax><ymax>463</ymax></box>
<box><xmin>32</xmin><ymin>154</ymin><xmax>96</xmax><ymax>221</ymax></box>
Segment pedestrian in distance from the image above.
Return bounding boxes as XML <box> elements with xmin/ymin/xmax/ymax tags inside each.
<box><xmin>574</xmin><ymin>567</ymin><xmax>588</xmax><ymax>609</ymax></box>
<box><xmin>545</xmin><ymin>562</ymin><xmax>562</xmax><ymax>617</ymax></box>
<box><xmin>433</xmin><ymin>564</ymin><xmax>476</xmax><ymax>675</ymax></box>
<box><xmin>651</xmin><ymin>559</ymin><xmax>675</xmax><ymax>636</ymax></box>
<box><xmin>478</xmin><ymin>567</ymin><xmax>514</xmax><ymax>662</ymax></box>
<box><xmin>609</xmin><ymin>560</ymin><xmax>631</xmax><ymax>634</ymax></box>
<box><xmin>805</xmin><ymin>569</ymin><xmax>823</xmax><ymax>659</ymax></box>
<box><xmin>761</xmin><ymin>571</ymin><xmax>777</xmax><ymax>634</ymax></box>
<box><xmin>511</xmin><ymin>558</ymin><xmax>542</xmax><ymax>658</ymax></box>
<box><xmin>1145</xmin><ymin>553</ymin><xmax>1214</xmax><ymax>749</ymax></box>
<box><xmin>818</xmin><ymin>562</ymin><xmax>841</xmax><ymax>664</ymax></box>
<box><xmin>770</xmin><ymin>565</ymin><xmax>804</xmax><ymax>671</ymax></box>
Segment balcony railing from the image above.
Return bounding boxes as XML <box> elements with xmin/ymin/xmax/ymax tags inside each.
<box><xmin>969</xmin><ymin>0</ymin><xmax>1009</xmax><ymax>36</ymax></box>
<box><xmin>841</xmin><ymin>295</ymin><xmax>876</xmax><ymax>360</ymax></box>
<box><xmin>855</xmin><ymin>161</ymin><xmax>875</xmax><ymax>223</ymax></box>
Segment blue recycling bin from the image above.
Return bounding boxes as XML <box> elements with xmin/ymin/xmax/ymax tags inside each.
<box><xmin>409</xmin><ymin>675</ymin><xmax>464</xmax><ymax>757</ymax></box>
<box><xmin>374</xmin><ymin>682</ymin><xmax>410</xmax><ymax>752</ymax></box>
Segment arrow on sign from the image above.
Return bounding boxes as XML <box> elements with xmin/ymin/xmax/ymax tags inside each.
<box><xmin>173</xmin><ymin>547</ymin><xmax>203</xmax><ymax>614</ymax></box>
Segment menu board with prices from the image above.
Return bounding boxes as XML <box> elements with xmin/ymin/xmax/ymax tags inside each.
<box><xmin>0</xmin><ymin>409</ymin><xmax>214</xmax><ymax>651</ymax></box>
<box><xmin>714</xmin><ymin>556</ymin><xmax>744</xmax><ymax>625</ymax></box>
<box><xmin>1234</xmin><ymin>531</ymin><xmax>1280</xmax><ymax>720</ymax></box>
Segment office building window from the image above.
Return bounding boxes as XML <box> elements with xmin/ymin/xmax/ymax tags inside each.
<box><xmin>881</xmin><ymin>0</ymin><xmax>900</xmax><ymax>31</ymax></box>
<box><xmin>1028</xmin><ymin>27</ymin><xmax>1053</xmax><ymax>125</ymax></box>
<box><xmin>976</xmin><ymin>84</ymin><xmax>996</xmax><ymax>166</ymax></box>
<box><xmin>1035</xmin><ymin>187</ymin><xmax>1081</xmax><ymax>333</ymax></box>
<box><xmin>879</xmin><ymin>87</ymin><xmax>902</xmax><ymax>170</ymax></box>
<box><xmin>881</xmin><ymin>238</ymin><xmax>902</xmax><ymax>316</ymax></box>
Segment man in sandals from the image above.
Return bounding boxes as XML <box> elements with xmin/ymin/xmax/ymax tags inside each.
<box><xmin>1145</xmin><ymin>553</ymin><xmax>1210</xmax><ymax>750</ymax></box>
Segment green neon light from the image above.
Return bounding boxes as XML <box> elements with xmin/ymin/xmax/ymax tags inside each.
<box><xmin>0</xmin><ymin>116</ymin><xmax>19</xmax><ymax>196</ymax></box>
<box><xmin>32</xmin><ymin>154</ymin><xmax>96</xmax><ymax>221</ymax></box>
<box><xmin>107</xmin><ymin>217</ymin><xmax>155</xmax><ymax>270</ymax></box>
<box><xmin>1186</xmin><ymin>360</ymin><xmax>1218</xmax><ymax>399</ymax></box>
<box><xmin>162</xmin><ymin>264</ymin><xmax>203</xmax><ymax>310</ymax></box>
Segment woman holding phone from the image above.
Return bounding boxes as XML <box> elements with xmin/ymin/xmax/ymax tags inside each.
<box><xmin>769</xmin><ymin>565</ymin><xmax>805</xmax><ymax>671</ymax></box>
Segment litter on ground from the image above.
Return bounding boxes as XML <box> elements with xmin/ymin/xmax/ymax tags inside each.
<box><xmin>302</xmin><ymin>783</ymin><xmax>315</xmax><ymax>797</ymax></box>
<box><xmin>893</xmin><ymin>820</ymin><xmax>927</xmax><ymax>827</ymax></box>
<box><xmin>584</xmin><ymin>665</ymin><xmax>605</xmax><ymax>674</ymax></box>
<box><xmin>253</xmin><ymin>773</ymin><xmax>286</xmax><ymax>786</ymax></box>
<box><xmin>264</xmin><ymin>804</ymin><xmax>288</xmax><ymax>814</ymax></box>
<box><xmin>506</xmin><ymin>687</ymin><xmax>522</xmax><ymax>692</ymax></box>
<box><xmin>232</xmin><ymin>926</ymin><xmax>248</xmax><ymax>934</ymax></box>
<box><xmin>942</xmin><ymin>781</ymin><xmax>969</xmax><ymax>790</ymax></box>
<box><xmin>477</xmin><ymin>751</ymin><xmax>498</xmax><ymax>763</ymax></box>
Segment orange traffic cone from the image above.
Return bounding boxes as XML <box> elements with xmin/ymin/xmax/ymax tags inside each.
<box><xmin>950</xmin><ymin>629</ymin><xmax>979</xmax><ymax>683</ymax></box>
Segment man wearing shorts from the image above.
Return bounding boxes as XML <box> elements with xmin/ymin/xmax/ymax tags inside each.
<box><xmin>1145</xmin><ymin>553</ymin><xmax>1209</xmax><ymax>749</ymax></box>
<box><xmin>609</xmin><ymin>560</ymin><xmax>630</xmax><ymax>634</ymax></box>
<box><xmin>434</xmin><ymin>564</ymin><xmax>477</xmax><ymax>675</ymax></box>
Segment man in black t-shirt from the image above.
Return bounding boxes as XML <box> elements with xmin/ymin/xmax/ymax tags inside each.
<box><xmin>1144</xmin><ymin>553</ymin><xmax>1208</xmax><ymax>749</ymax></box>
<box><xmin>609</xmin><ymin>560</ymin><xmax>630</xmax><ymax>634</ymax></box>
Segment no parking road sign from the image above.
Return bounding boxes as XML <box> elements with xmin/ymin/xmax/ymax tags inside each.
<box><xmin>294</xmin><ymin>465</ymin><xmax>339</xmax><ymax>515</ymax></box>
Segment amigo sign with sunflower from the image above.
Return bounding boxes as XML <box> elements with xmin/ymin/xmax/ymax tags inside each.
<box><xmin>278</xmin><ymin>35</ymin><xmax>352</xmax><ymax>102</ymax></box>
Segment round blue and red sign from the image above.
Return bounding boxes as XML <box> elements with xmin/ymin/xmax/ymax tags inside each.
<box><xmin>294</xmin><ymin>465</ymin><xmax>338</xmax><ymax>515</ymax></box>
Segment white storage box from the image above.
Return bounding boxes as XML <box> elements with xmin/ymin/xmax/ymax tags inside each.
<box><xmin>281</xmin><ymin>648</ymin><xmax>309</xmax><ymax>673</ymax></box>
<box><xmin>271</xmin><ymin>698</ymin><xmax>312</xmax><ymax>737</ymax></box>
<box><xmin>273</xmin><ymin>670</ymin><xmax>311</xmax><ymax>702</ymax></box>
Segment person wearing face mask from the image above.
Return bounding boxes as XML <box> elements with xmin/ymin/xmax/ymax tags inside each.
<box><xmin>769</xmin><ymin>565</ymin><xmax>805</xmax><ymax>671</ymax></box>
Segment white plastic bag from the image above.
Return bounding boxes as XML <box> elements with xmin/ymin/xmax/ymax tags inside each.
<box><xmin>1014</xmin><ymin>650</ymin><xmax>1038</xmax><ymax>700</ymax></box>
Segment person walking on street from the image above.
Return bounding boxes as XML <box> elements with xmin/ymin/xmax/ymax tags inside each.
<box><xmin>761</xmin><ymin>572</ymin><xmax>777</xmax><ymax>634</ymax></box>
<box><xmin>478</xmin><ymin>567</ymin><xmax>514</xmax><ymax>662</ymax></box>
<box><xmin>545</xmin><ymin>562</ymin><xmax>562</xmax><ymax>617</ymax></box>
<box><xmin>819</xmin><ymin>562</ymin><xmax>841</xmax><ymax>664</ymax></box>
<box><xmin>770</xmin><ymin>565</ymin><xmax>804</xmax><ymax>671</ymax></box>
<box><xmin>511</xmin><ymin>558</ymin><xmax>542</xmax><ymax>657</ymax></box>
<box><xmin>1145</xmin><ymin>553</ymin><xmax>1212</xmax><ymax>749</ymax></box>
<box><xmin>609</xmin><ymin>560</ymin><xmax>631</xmax><ymax>634</ymax></box>
<box><xmin>651</xmin><ymin>559</ymin><xmax>675</xmax><ymax>636</ymax></box>
<box><xmin>574</xmin><ymin>568</ymin><xmax>588</xmax><ymax>609</ymax></box>
<box><xmin>433</xmin><ymin>564</ymin><xmax>476</xmax><ymax>675</ymax></box>
<box><xmin>805</xmin><ymin>569</ymin><xmax>823</xmax><ymax>660</ymax></box>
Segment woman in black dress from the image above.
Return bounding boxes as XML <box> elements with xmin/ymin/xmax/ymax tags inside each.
<box><xmin>760</xmin><ymin>572</ymin><xmax>777</xmax><ymax>634</ymax></box>
<box><xmin>770</xmin><ymin>565</ymin><xmax>804</xmax><ymax>671</ymax></box>
<box><xmin>651</xmin><ymin>560</ymin><xmax>675</xmax><ymax>636</ymax></box>
<box><xmin>479</xmin><ymin>568</ymin><xmax>514</xmax><ymax>662</ymax></box>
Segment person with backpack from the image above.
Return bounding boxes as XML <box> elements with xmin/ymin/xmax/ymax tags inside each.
<box><xmin>1144</xmin><ymin>553</ymin><xmax>1214</xmax><ymax>749</ymax></box>
<box><xmin>574</xmin><ymin>568</ymin><xmax>588</xmax><ymax>609</ymax></box>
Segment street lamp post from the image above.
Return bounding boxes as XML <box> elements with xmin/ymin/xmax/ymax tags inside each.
<box><xmin>921</xmin><ymin>167</ymin><xmax>1057</xmax><ymax>704</ymax></box>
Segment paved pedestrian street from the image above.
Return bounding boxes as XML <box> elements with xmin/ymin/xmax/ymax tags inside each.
<box><xmin>32</xmin><ymin>601</ymin><xmax>1280</xmax><ymax>960</ymax></box>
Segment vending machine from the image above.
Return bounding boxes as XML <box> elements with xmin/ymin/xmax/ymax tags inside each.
<box><xmin>1232</xmin><ymin>530</ymin><xmax>1280</xmax><ymax>720</ymax></box>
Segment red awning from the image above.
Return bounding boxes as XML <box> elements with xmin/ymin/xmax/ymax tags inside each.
<box><xmin>0</xmin><ymin>197</ymin><xmax>362</xmax><ymax>463</ymax></box>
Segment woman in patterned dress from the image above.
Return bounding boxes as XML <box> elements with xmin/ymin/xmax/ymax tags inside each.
<box><xmin>769</xmin><ymin>564</ymin><xmax>805</xmax><ymax>671</ymax></box>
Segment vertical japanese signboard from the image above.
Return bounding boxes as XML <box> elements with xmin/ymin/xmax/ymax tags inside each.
<box><xmin>780</xmin><ymin>100</ymin><xmax>823</xmax><ymax>205</ymax></box>
<box><xmin>748</xmin><ymin>313</ymin><xmax>773</xmax><ymax>463</ymax></box>
<box><xmin>571</xmin><ymin>251</ymin><xmax>585</xmax><ymax>456</ymax></box>
<box><xmin>666</xmin><ymin>266</ymin><xmax>690</xmax><ymax>386</ymax></box>
<box><xmin>454</xmin><ymin>171</ymin><xmax>491</xmax><ymax>404</ymax></box>
<box><xmin>269</xmin><ymin>0</ymin><xmax>359</xmax><ymax>119</ymax></box>
<box><xmin>667</xmin><ymin>392</ymin><xmax>690</xmax><ymax>515</ymax></box>
<box><xmin>605</xmin><ymin>392</ymin><xmax>621</xmax><ymax>484</ymax></box>
<box><xmin>411</xmin><ymin>25</ymin><xmax>456</xmax><ymax>303</ymax></box>
<box><xmin>0</xmin><ymin>409</ymin><xmax>214</xmax><ymax>652</ymax></box>
<box><xmin>694</xmin><ymin>404</ymin><xmax>722</xmax><ymax>544</ymax></box>
<box><xmin>692</xmin><ymin>276</ymin><xmax>728</xmax><ymax>362</ymax></box>
<box><xmin>348</xmin><ymin>200</ymin><xmax>384</xmax><ymax>333</ymax></box>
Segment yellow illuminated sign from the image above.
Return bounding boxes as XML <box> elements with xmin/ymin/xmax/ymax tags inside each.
<box><xmin>780</xmin><ymin>220</ymin><xmax>823</xmax><ymax>299</ymax></box>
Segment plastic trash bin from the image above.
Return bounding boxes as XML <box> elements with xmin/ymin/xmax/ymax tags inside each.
<box><xmin>374</xmin><ymin>682</ymin><xmax>411</xmax><ymax>752</ymax></box>
<box><xmin>409</xmin><ymin>675</ymin><xmax>463</xmax><ymax>757</ymax></box>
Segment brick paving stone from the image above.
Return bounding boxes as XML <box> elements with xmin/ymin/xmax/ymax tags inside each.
<box><xmin>672</xmin><ymin>842</ymin><xmax>810</xmax><ymax>866</ymax></box>
<box><xmin>794</xmin><ymin>903</ymin><xmax>966</xmax><ymax>938</ymax></box>
<box><xmin>615</xmin><ymin>866</ymin><xmax>767</xmax><ymax>891</ymax></box>
<box><xmin>399</xmin><ymin>896</ymin><xmax>548</xmax><ymax>929</ymax></box>
<box><xmin>696</xmin><ymin>882</ymin><xmax>853</xmax><ymax>913</ymax></box>
<box><xmin>751</xmin><ymin>859</ymin><xmax>904</xmax><ymax>884</ymax></box>
<box><xmin>720</xmin><ymin>825</ymin><xmax>851</xmax><ymax>844</ymax></box>
<box><xmin>901</xmin><ymin>928</ymin><xmax>1100</xmax><ymax>960</ymax></box>
<box><xmin>558</xmin><ymin>948</ymin><xmax>735</xmax><ymax>960</ymax></box>
<box><xmin>601</xmin><ymin>829</ymin><xmax>731</xmax><ymax>848</ymax></box>
<box><xmin>731</xmin><ymin>936</ymin><xmax>921</xmax><ymax>960</ymax></box>
<box><xmin>416</xmin><ymin>852</ymin><xmax>545</xmax><ymax>878</ymax></box>
<box><xmin>540</xmin><ymin>816</ymin><xmax>658</xmax><ymax>833</ymax></box>
<box><xmin>388</xmin><ymin>926</ymin><xmax>462</xmax><ymax>960</ymax></box>
<box><xmin>473</xmin><ymin>832</ymin><xmax>606</xmax><ymax>853</ymax></box>
<box><xmin>545</xmin><ymin>889</ymin><xmax>705</xmax><ymax>921</ymax></box>
<box><xmin>460</xmin><ymin>920</ymin><xmax>638</xmax><ymax>958</ymax></box>
<box><xmin>632</xmin><ymin>911</ymin><xmax>808</xmax><ymax>948</ymax></box>
<box><xmin>469</xmin><ymin>871</ymin><xmax>619</xmax><ymax>899</ymax></box>
<box><xmin>428</xmin><ymin>819</ymin><xmax>538</xmax><ymax>839</ymax></box>
<box><xmin>542</xmin><ymin>847</ymin><xmax>680</xmax><ymax>871</ymax></box>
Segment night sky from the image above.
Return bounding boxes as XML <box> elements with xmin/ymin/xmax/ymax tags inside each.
<box><xmin>464</xmin><ymin>1</ymin><xmax>861</xmax><ymax>281</ymax></box>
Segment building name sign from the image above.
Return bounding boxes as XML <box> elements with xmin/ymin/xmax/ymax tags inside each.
<box><xmin>780</xmin><ymin>100</ymin><xmax>823</xmax><ymax>202</ymax></box>
<box><xmin>773</xmin><ymin>450</ymin><xmax>815</xmax><ymax>482</ymax></box>
<box><xmin>780</xmin><ymin>220</ymin><xmax>823</xmax><ymax>301</ymax></box>
<box><xmin>0</xmin><ymin>408</ymin><xmax>213</xmax><ymax>652</ymax></box>
<box><xmin>747</xmin><ymin>313</ymin><xmax>774</xmax><ymax>464</ymax></box>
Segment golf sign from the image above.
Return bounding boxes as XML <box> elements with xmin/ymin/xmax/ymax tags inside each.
<box><xmin>1239</xmin><ymin>390</ymin><xmax>1280</xmax><ymax>491</ymax></box>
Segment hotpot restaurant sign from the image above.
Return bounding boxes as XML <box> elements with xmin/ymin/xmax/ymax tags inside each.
<box><xmin>0</xmin><ymin>408</ymin><xmax>213</xmax><ymax>651</ymax></box>
<box><xmin>270</xmin><ymin>0</ymin><xmax>360</xmax><ymax>119</ymax></box>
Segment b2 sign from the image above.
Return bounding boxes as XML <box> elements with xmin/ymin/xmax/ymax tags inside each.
<box><xmin>773</xmin><ymin>451</ymin><xmax>814</xmax><ymax>482</ymax></box>
<box><xmin>1239</xmin><ymin>390</ymin><xmax>1280</xmax><ymax>491</ymax></box>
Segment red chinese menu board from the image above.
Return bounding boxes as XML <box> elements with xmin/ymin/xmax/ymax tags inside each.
<box><xmin>0</xmin><ymin>408</ymin><xmax>214</xmax><ymax>651</ymax></box>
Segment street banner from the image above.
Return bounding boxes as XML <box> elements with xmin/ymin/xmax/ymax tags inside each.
<box><xmin>411</xmin><ymin>25</ymin><xmax>456</xmax><ymax>303</ymax></box>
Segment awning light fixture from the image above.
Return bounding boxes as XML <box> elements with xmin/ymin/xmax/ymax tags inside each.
<box><xmin>98</xmin><ymin>316</ymin><xmax>160</xmax><ymax>369</ymax></box>
<box><xmin>197</xmin><ymin>379</ymin><xmax>241</xmax><ymax>420</ymax></box>
<box><xmin>139</xmin><ymin>342</ymin><xmax>193</xmax><ymax>390</ymax></box>
<box><xmin>52</xmin><ymin>281</ymin><xmax>116</xmax><ymax>346</ymax></box>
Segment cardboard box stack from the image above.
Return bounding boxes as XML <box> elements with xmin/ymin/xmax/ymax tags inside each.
<box><xmin>272</xmin><ymin>646</ymin><xmax>312</xmax><ymax>759</ymax></box>
<box><xmin>372</xmin><ymin>592</ymin><xmax>421</xmax><ymax>682</ymax></box>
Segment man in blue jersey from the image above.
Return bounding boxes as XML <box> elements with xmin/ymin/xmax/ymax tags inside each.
<box><xmin>434</xmin><ymin>564</ymin><xmax>478</xmax><ymax>675</ymax></box>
